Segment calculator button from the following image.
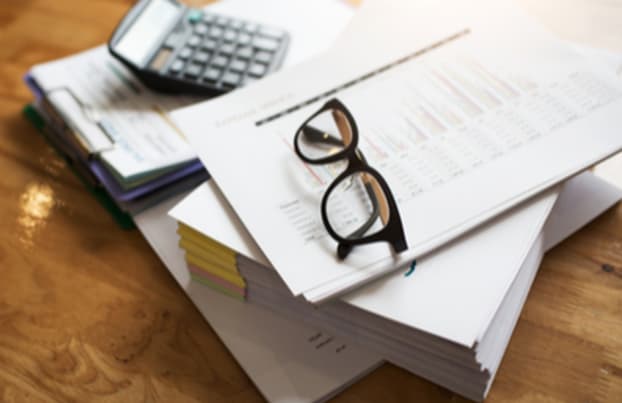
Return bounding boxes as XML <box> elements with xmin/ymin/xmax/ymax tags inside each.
<box><xmin>185</xmin><ymin>64</ymin><xmax>203</xmax><ymax>78</ymax></box>
<box><xmin>237</xmin><ymin>33</ymin><xmax>251</xmax><ymax>45</ymax></box>
<box><xmin>230</xmin><ymin>20</ymin><xmax>243</xmax><ymax>30</ymax></box>
<box><xmin>252</xmin><ymin>37</ymin><xmax>279</xmax><ymax>52</ymax></box>
<box><xmin>203</xmin><ymin>67</ymin><xmax>222</xmax><ymax>81</ymax></box>
<box><xmin>211</xmin><ymin>55</ymin><xmax>229</xmax><ymax>68</ymax></box>
<box><xmin>194</xmin><ymin>24</ymin><xmax>208</xmax><ymax>36</ymax></box>
<box><xmin>202</xmin><ymin>39</ymin><xmax>218</xmax><ymax>51</ymax></box>
<box><xmin>202</xmin><ymin>13</ymin><xmax>216</xmax><ymax>23</ymax></box>
<box><xmin>178</xmin><ymin>47</ymin><xmax>193</xmax><ymax>59</ymax></box>
<box><xmin>209</xmin><ymin>26</ymin><xmax>224</xmax><ymax>38</ymax></box>
<box><xmin>254</xmin><ymin>51</ymin><xmax>272</xmax><ymax>64</ymax></box>
<box><xmin>193</xmin><ymin>51</ymin><xmax>210</xmax><ymax>64</ymax></box>
<box><xmin>216</xmin><ymin>16</ymin><xmax>230</xmax><ymax>26</ymax></box>
<box><xmin>259</xmin><ymin>26</ymin><xmax>286</xmax><ymax>39</ymax></box>
<box><xmin>230</xmin><ymin>59</ymin><xmax>248</xmax><ymax>72</ymax></box>
<box><xmin>249</xmin><ymin>63</ymin><xmax>267</xmax><ymax>77</ymax></box>
<box><xmin>187</xmin><ymin>35</ymin><xmax>201</xmax><ymax>47</ymax></box>
<box><xmin>222</xmin><ymin>71</ymin><xmax>241</xmax><ymax>87</ymax></box>
<box><xmin>237</xmin><ymin>46</ymin><xmax>253</xmax><ymax>59</ymax></box>
<box><xmin>220</xmin><ymin>43</ymin><xmax>236</xmax><ymax>55</ymax></box>
<box><xmin>169</xmin><ymin>59</ymin><xmax>185</xmax><ymax>74</ymax></box>
<box><xmin>223</xmin><ymin>30</ymin><xmax>237</xmax><ymax>42</ymax></box>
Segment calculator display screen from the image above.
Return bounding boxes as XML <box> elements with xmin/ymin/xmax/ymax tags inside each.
<box><xmin>115</xmin><ymin>0</ymin><xmax>180</xmax><ymax>66</ymax></box>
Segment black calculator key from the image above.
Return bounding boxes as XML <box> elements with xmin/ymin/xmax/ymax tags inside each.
<box><xmin>188</xmin><ymin>35</ymin><xmax>201</xmax><ymax>47</ymax></box>
<box><xmin>169</xmin><ymin>59</ymin><xmax>185</xmax><ymax>73</ymax></box>
<box><xmin>230</xmin><ymin>59</ymin><xmax>248</xmax><ymax>72</ymax></box>
<box><xmin>254</xmin><ymin>51</ymin><xmax>272</xmax><ymax>64</ymax></box>
<box><xmin>222</xmin><ymin>71</ymin><xmax>241</xmax><ymax>86</ymax></box>
<box><xmin>237</xmin><ymin>46</ymin><xmax>253</xmax><ymax>59</ymax></box>
<box><xmin>203</xmin><ymin>67</ymin><xmax>222</xmax><ymax>81</ymax></box>
<box><xmin>223</xmin><ymin>30</ymin><xmax>237</xmax><ymax>42</ymax></box>
<box><xmin>202</xmin><ymin>39</ymin><xmax>218</xmax><ymax>51</ymax></box>
<box><xmin>259</xmin><ymin>27</ymin><xmax>286</xmax><ymax>39</ymax></box>
<box><xmin>253</xmin><ymin>37</ymin><xmax>279</xmax><ymax>52</ymax></box>
<box><xmin>220</xmin><ymin>43</ymin><xmax>236</xmax><ymax>55</ymax></box>
<box><xmin>212</xmin><ymin>55</ymin><xmax>229</xmax><ymax>68</ymax></box>
<box><xmin>194</xmin><ymin>24</ymin><xmax>208</xmax><ymax>35</ymax></box>
<box><xmin>209</xmin><ymin>27</ymin><xmax>224</xmax><ymax>38</ymax></box>
<box><xmin>237</xmin><ymin>33</ymin><xmax>251</xmax><ymax>45</ymax></box>
<box><xmin>194</xmin><ymin>51</ymin><xmax>210</xmax><ymax>64</ymax></box>
<box><xmin>185</xmin><ymin>64</ymin><xmax>203</xmax><ymax>78</ymax></box>
<box><xmin>249</xmin><ymin>63</ymin><xmax>267</xmax><ymax>77</ymax></box>
<box><xmin>178</xmin><ymin>47</ymin><xmax>193</xmax><ymax>59</ymax></box>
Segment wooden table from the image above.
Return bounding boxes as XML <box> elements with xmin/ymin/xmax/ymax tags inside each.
<box><xmin>1</xmin><ymin>1</ymin><xmax>621</xmax><ymax>402</ymax></box>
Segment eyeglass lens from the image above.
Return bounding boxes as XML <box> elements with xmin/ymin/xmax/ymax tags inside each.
<box><xmin>325</xmin><ymin>171</ymin><xmax>391</xmax><ymax>240</ymax></box>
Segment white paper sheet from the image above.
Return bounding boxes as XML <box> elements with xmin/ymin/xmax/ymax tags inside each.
<box><xmin>170</xmin><ymin>0</ymin><xmax>622</xmax><ymax>302</ymax></box>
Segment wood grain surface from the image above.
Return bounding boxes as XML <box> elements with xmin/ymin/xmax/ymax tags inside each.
<box><xmin>0</xmin><ymin>1</ymin><xmax>621</xmax><ymax>402</ymax></box>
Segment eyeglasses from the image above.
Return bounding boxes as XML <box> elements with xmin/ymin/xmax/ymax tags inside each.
<box><xmin>293</xmin><ymin>98</ymin><xmax>408</xmax><ymax>259</ymax></box>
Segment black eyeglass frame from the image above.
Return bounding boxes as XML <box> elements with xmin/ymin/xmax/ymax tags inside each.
<box><xmin>293</xmin><ymin>98</ymin><xmax>408</xmax><ymax>259</ymax></box>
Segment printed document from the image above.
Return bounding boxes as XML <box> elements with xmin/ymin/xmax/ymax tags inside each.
<box><xmin>171</xmin><ymin>0</ymin><xmax>622</xmax><ymax>302</ymax></box>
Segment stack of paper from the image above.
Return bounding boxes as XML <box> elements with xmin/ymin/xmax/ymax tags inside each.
<box><xmin>166</xmin><ymin>172</ymin><xmax>620</xmax><ymax>401</ymax></box>
<box><xmin>138</xmin><ymin>172</ymin><xmax>620</xmax><ymax>403</ymax></box>
<box><xmin>158</xmin><ymin>0</ymin><xmax>622</xmax><ymax>400</ymax></box>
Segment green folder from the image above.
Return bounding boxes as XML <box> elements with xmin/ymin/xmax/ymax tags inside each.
<box><xmin>23</xmin><ymin>104</ymin><xmax>135</xmax><ymax>229</ymax></box>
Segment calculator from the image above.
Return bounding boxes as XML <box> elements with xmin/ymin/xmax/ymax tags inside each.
<box><xmin>108</xmin><ymin>0</ymin><xmax>289</xmax><ymax>96</ymax></box>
